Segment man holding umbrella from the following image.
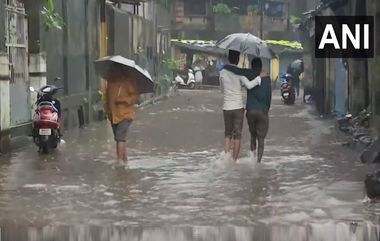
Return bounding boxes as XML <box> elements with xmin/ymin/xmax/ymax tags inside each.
<box><xmin>216</xmin><ymin>33</ymin><xmax>274</xmax><ymax>163</ymax></box>
<box><xmin>286</xmin><ymin>59</ymin><xmax>304</xmax><ymax>97</ymax></box>
<box><xmin>220</xmin><ymin>50</ymin><xmax>264</xmax><ymax>161</ymax></box>
<box><xmin>225</xmin><ymin>57</ymin><xmax>271</xmax><ymax>163</ymax></box>
<box><xmin>105</xmin><ymin>64</ymin><xmax>139</xmax><ymax>166</ymax></box>
<box><xmin>95</xmin><ymin>55</ymin><xmax>154</xmax><ymax>167</ymax></box>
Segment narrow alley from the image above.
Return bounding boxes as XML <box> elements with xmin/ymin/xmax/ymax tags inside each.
<box><xmin>0</xmin><ymin>90</ymin><xmax>378</xmax><ymax>241</ymax></box>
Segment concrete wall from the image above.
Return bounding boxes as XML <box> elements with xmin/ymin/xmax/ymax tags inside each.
<box><xmin>24</xmin><ymin>0</ymin><xmax>103</xmax><ymax>130</ymax></box>
<box><xmin>369</xmin><ymin>0</ymin><xmax>380</xmax><ymax>131</ymax></box>
<box><xmin>0</xmin><ymin>54</ymin><xmax>10</xmax><ymax>152</ymax></box>
<box><xmin>214</xmin><ymin>14</ymin><xmax>260</xmax><ymax>38</ymax></box>
<box><xmin>0</xmin><ymin>0</ymin><xmax>5</xmax><ymax>51</ymax></box>
<box><xmin>0</xmin><ymin>0</ymin><xmax>173</xmax><ymax>147</ymax></box>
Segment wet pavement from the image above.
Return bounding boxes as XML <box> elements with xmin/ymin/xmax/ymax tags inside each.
<box><xmin>0</xmin><ymin>89</ymin><xmax>380</xmax><ymax>241</ymax></box>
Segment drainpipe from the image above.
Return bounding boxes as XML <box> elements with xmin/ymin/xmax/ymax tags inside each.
<box><xmin>99</xmin><ymin>0</ymin><xmax>107</xmax><ymax>96</ymax></box>
<box><xmin>85</xmin><ymin>0</ymin><xmax>92</xmax><ymax>124</ymax></box>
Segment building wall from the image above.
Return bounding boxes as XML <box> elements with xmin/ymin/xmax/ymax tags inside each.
<box><xmin>306</xmin><ymin>0</ymin><xmax>319</xmax><ymax>12</ymax></box>
<box><xmin>0</xmin><ymin>0</ymin><xmax>5</xmax><ymax>51</ymax></box>
<box><xmin>289</xmin><ymin>0</ymin><xmax>307</xmax><ymax>16</ymax></box>
<box><xmin>173</xmin><ymin>0</ymin><xmax>211</xmax><ymax>39</ymax></box>
<box><xmin>370</xmin><ymin>0</ymin><xmax>380</xmax><ymax>130</ymax></box>
<box><xmin>214</xmin><ymin>14</ymin><xmax>260</xmax><ymax>38</ymax></box>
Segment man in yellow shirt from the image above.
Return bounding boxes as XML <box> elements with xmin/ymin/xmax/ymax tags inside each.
<box><xmin>105</xmin><ymin>64</ymin><xmax>139</xmax><ymax>166</ymax></box>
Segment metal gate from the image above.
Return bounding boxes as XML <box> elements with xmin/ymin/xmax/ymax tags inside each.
<box><xmin>5</xmin><ymin>0</ymin><xmax>30</xmax><ymax>127</ymax></box>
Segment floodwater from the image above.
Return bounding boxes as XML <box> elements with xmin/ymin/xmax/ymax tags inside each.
<box><xmin>0</xmin><ymin>90</ymin><xmax>379</xmax><ymax>241</ymax></box>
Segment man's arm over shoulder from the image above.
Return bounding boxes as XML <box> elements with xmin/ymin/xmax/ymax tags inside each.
<box><xmin>265</xmin><ymin>77</ymin><xmax>272</xmax><ymax>111</ymax></box>
<box><xmin>240</xmin><ymin>75</ymin><xmax>261</xmax><ymax>89</ymax></box>
<box><xmin>219</xmin><ymin>69</ymin><xmax>226</xmax><ymax>93</ymax></box>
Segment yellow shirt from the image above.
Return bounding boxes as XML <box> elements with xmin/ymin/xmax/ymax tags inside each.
<box><xmin>105</xmin><ymin>76</ymin><xmax>140</xmax><ymax>124</ymax></box>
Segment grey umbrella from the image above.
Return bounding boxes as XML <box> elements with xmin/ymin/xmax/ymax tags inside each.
<box><xmin>290</xmin><ymin>59</ymin><xmax>303</xmax><ymax>71</ymax></box>
<box><xmin>216</xmin><ymin>33</ymin><xmax>275</xmax><ymax>59</ymax></box>
<box><xmin>94</xmin><ymin>55</ymin><xmax>154</xmax><ymax>94</ymax></box>
<box><xmin>288</xmin><ymin>59</ymin><xmax>304</xmax><ymax>75</ymax></box>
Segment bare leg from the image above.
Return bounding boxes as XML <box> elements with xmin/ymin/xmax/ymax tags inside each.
<box><xmin>232</xmin><ymin>139</ymin><xmax>241</xmax><ymax>161</ymax></box>
<box><xmin>257</xmin><ymin>137</ymin><xmax>265</xmax><ymax>163</ymax></box>
<box><xmin>117</xmin><ymin>141</ymin><xmax>127</xmax><ymax>164</ymax></box>
<box><xmin>224</xmin><ymin>137</ymin><xmax>231</xmax><ymax>154</ymax></box>
<box><xmin>250</xmin><ymin>132</ymin><xmax>257</xmax><ymax>152</ymax></box>
<box><xmin>250</xmin><ymin>133</ymin><xmax>257</xmax><ymax>162</ymax></box>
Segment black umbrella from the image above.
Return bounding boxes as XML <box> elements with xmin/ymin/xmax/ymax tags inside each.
<box><xmin>94</xmin><ymin>55</ymin><xmax>154</xmax><ymax>94</ymax></box>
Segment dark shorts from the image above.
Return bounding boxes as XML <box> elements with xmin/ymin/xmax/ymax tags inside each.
<box><xmin>246</xmin><ymin>111</ymin><xmax>269</xmax><ymax>138</ymax></box>
<box><xmin>111</xmin><ymin>119</ymin><xmax>133</xmax><ymax>142</ymax></box>
<box><xmin>223</xmin><ymin>108</ymin><xmax>244</xmax><ymax>140</ymax></box>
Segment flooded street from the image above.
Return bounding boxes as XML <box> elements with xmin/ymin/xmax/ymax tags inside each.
<box><xmin>0</xmin><ymin>89</ymin><xmax>379</xmax><ymax>241</ymax></box>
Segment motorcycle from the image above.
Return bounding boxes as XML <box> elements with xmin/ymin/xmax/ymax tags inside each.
<box><xmin>29</xmin><ymin>82</ymin><xmax>62</xmax><ymax>154</ymax></box>
<box><xmin>280</xmin><ymin>73</ymin><xmax>296</xmax><ymax>105</ymax></box>
<box><xmin>174</xmin><ymin>69</ymin><xmax>196</xmax><ymax>89</ymax></box>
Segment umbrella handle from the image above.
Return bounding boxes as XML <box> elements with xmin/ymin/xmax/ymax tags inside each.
<box><xmin>117</xmin><ymin>85</ymin><xmax>121</xmax><ymax>97</ymax></box>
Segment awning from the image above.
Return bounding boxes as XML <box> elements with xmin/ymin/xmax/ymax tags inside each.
<box><xmin>265</xmin><ymin>40</ymin><xmax>303</xmax><ymax>50</ymax></box>
<box><xmin>171</xmin><ymin>39</ymin><xmax>226</xmax><ymax>56</ymax></box>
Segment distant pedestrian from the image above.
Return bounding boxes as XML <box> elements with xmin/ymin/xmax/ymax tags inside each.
<box><xmin>287</xmin><ymin>60</ymin><xmax>304</xmax><ymax>97</ymax></box>
<box><xmin>219</xmin><ymin>50</ymin><xmax>262</xmax><ymax>161</ymax></box>
<box><xmin>105</xmin><ymin>64</ymin><xmax>140</xmax><ymax>166</ymax></box>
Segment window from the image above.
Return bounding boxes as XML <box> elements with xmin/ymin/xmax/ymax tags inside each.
<box><xmin>184</xmin><ymin>0</ymin><xmax>206</xmax><ymax>16</ymax></box>
<box><xmin>264</xmin><ymin>1</ymin><xmax>285</xmax><ymax>18</ymax></box>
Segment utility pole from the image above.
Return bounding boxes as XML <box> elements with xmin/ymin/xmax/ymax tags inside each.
<box><xmin>259</xmin><ymin>0</ymin><xmax>264</xmax><ymax>39</ymax></box>
<box><xmin>286</xmin><ymin>0</ymin><xmax>290</xmax><ymax>31</ymax></box>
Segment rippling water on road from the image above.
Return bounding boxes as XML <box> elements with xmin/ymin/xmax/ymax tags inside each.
<box><xmin>0</xmin><ymin>90</ymin><xmax>379</xmax><ymax>241</ymax></box>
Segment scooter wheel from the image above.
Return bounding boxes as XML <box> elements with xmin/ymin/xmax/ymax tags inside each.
<box><xmin>188</xmin><ymin>83</ymin><xmax>195</xmax><ymax>89</ymax></box>
<box><xmin>38</xmin><ymin>135</ymin><xmax>50</xmax><ymax>154</ymax></box>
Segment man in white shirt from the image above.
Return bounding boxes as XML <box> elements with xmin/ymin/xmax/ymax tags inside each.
<box><xmin>220</xmin><ymin>50</ymin><xmax>262</xmax><ymax>161</ymax></box>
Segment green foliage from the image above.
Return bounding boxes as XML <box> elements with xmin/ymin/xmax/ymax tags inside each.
<box><xmin>135</xmin><ymin>45</ymin><xmax>144</xmax><ymax>55</ymax></box>
<box><xmin>290</xmin><ymin>15</ymin><xmax>302</xmax><ymax>25</ymax></box>
<box><xmin>161</xmin><ymin>55</ymin><xmax>180</xmax><ymax>71</ymax></box>
<box><xmin>41</xmin><ymin>0</ymin><xmax>65</xmax><ymax>30</ymax></box>
<box><xmin>213</xmin><ymin>3</ymin><xmax>232</xmax><ymax>14</ymax></box>
<box><xmin>247</xmin><ymin>4</ymin><xmax>258</xmax><ymax>13</ymax></box>
<box><xmin>157</xmin><ymin>74</ymin><xmax>171</xmax><ymax>88</ymax></box>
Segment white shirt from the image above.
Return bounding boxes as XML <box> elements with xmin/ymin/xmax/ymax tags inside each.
<box><xmin>220</xmin><ymin>68</ymin><xmax>261</xmax><ymax>110</ymax></box>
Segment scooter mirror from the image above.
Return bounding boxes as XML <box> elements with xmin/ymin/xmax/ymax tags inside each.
<box><xmin>29</xmin><ymin>86</ymin><xmax>35</xmax><ymax>92</ymax></box>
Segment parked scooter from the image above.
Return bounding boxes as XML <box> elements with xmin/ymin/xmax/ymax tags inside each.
<box><xmin>30</xmin><ymin>79</ymin><xmax>63</xmax><ymax>154</ymax></box>
<box><xmin>174</xmin><ymin>69</ymin><xmax>196</xmax><ymax>89</ymax></box>
<box><xmin>280</xmin><ymin>73</ymin><xmax>296</xmax><ymax>105</ymax></box>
